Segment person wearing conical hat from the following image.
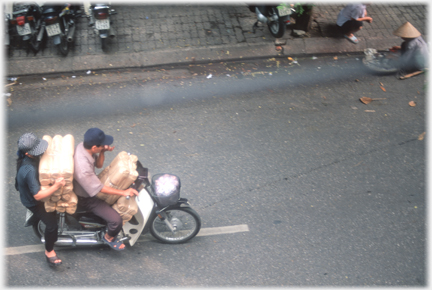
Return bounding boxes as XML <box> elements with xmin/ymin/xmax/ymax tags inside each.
<box><xmin>390</xmin><ymin>22</ymin><xmax>428</xmax><ymax>76</ymax></box>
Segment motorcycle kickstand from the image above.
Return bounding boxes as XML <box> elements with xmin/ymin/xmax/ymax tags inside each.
<box><xmin>252</xmin><ymin>21</ymin><xmax>259</xmax><ymax>34</ymax></box>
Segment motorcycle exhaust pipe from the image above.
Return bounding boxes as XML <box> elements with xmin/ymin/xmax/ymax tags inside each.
<box><xmin>43</xmin><ymin>236</ymin><xmax>101</xmax><ymax>246</ymax></box>
<box><xmin>36</xmin><ymin>25</ymin><xmax>45</xmax><ymax>42</ymax></box>
<box><xmin>67</xmin><ymin>24</ymin><xmax>76</xmax><ymax>42</ymax></box>
<box><xmin>255</xmin><ymin>7</ymin><xmax>268</xmax><ymax>24</ymax></box>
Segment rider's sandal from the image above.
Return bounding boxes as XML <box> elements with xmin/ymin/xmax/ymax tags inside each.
<box><xmin>46</xmin><ymin>255</ymin><xmax>62</xmax><ymax>267</ymax></box>
<box><xmin>102</xmin><ymin>235</ymin><xmax>126</xmax><ymax>251</ymax></box>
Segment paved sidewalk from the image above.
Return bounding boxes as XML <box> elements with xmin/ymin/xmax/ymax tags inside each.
<box><xmin>4</xmin><ymin>3</ymin><xmax>428</xmax><ymax>77</ymax></box>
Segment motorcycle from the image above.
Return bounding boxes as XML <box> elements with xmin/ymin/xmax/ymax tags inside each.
<box><xmin>25</xmin><ymin>161</ymin><xmax>202</xmax><ymax>247</ymax></box>
<box><xmin>40</xmin><ymin>3</ymin><xmax>81</xmax><ymax>56</ymax></box>
<box><xmin>249</xmin><ymin>3</ymin><xmax>296</xmax><ymax>38</ymax></box>
<box><xmin>8</xmin><ymin>2</ymin><xmax>44</xmax><ymax>54</ymax></box>
<box><xmin>84</xmin><ymin>2</ymin><xmax>117</xmax><ymax>51</ymax></box>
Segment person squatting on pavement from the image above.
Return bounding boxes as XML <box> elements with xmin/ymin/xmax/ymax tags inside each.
<box><xmin>390</xmin><ymin>21</ymin><xmax>428</xmax><ymax>78</ymax></box>
<box><xmin>15</xmin><ymin>133</ymin><xmax>66</xmax><ymax>267</ymax></box>
<box><xmin>73</xmin><ymin>128</ymin><xmax>138</xmax><ymax>251</ymax></box>
<box><xmin>336</xmin><ymin>3</ymin><xmax>373</xmax><ymax>44</ymax></box>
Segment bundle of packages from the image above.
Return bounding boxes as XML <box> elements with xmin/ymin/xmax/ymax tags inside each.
<box><xmin>96</xmin><ymin>151</ymin><xmax>139</xmax><ymax>223</ymax></box>
<box><xmin>39</xmin><ymin>134</ymin><xmax>77</xmax><ymax>214</ymax></box>
<box><xmin>96</xmin><ymin>151</ymin><xmax>139</xmax><ymax>205</ymax></box>
<box><xmin>112</xmin><ymin>196</ymin><xmax>139</xmax><ymax>225</ymax></box>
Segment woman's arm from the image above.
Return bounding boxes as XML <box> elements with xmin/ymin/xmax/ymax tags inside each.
<box><xmin>34</xmin><ymin>177</ymin><xmax>66</xmax><ymax>201</ymax></box>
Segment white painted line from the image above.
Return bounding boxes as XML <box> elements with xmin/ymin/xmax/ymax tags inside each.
<box><xmin>196</xmin><ymin>224</ymin><xmax>250</xmax><ymax>237</ymax></box>
<box><xmin>5</xmin><ymin>244</ymin><xmax>45</xmax><ymax>256</ymax></box>
<box><xmin>5</xmin><ymin>224</ymin><xmax>250</xmax><ymax>256</ymax></box>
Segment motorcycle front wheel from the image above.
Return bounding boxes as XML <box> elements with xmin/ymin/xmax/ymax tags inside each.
<box><xmin>150</xmin><ymin>207</ymin><xmax>201</xmax><ymax>244</ymax></box>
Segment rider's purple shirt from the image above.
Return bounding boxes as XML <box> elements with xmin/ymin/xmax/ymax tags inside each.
<box><xmin>73</xmin><ymin>142</ymin><xmax>104</xmax><ymax>197</ymax></box>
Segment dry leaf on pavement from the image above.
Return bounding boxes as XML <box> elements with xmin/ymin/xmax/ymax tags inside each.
<box><xmin>409</xmin><ymin>101</ymin><xmax>416</xmax><ymax>107</ymax></box>
<box><xmin>418</xmin><ymin>132</ymin><xmax>425</xmax><ymax>141</ymax></box>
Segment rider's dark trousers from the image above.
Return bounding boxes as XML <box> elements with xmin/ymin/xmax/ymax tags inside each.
<box><xmin>77</xmin><ymin>196</ymin><xmax>123</xmax><ymax>237</ymax></box>
<box><xmin>28</xmin><ymin>202</ymin><xmax>58</xmax><ymax>252</ymax></box>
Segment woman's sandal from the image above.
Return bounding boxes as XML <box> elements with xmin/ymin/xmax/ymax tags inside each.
<box><xmin>46</xmin><ymin>255</ymin><xmax>62</xmax><ymax>267</ymax></box>
<box><xmin>344</xmin><ymin>34</ymin><xmax>359</xmax><ymax>44</ymax></box>
<box><xmin>102</xmin><ymin>235</ymin><xmax>125</xmax><ymax>251</ymax></box>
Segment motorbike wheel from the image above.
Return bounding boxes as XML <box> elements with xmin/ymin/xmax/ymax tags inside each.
<box><xmin>58</xmin><ymin>35</ymin><xmax>69</xmax><ymax>56</ymax></box>
<box><xmin>150</xmin><ymin>207</ymin><xmax>201</xmax><ymax>244</ymax></box>
<box><xmin>101</xmin><ymin>38</ymin><xmax>108</xmax><ymax>52</ymax></box>
<box><xmin>267</xmin><ymin>7</ymin><xmax>286</xmax><ymax>38</ymax></box>
<box><xmin>28</xmin><ymin>33</ymin><xmax>42</xmax><ymax>53</ymax></box>
<box><xmin>32</xmin><ymin>219</ymin><xmax>44</xmax><ymax>239</ymax></box>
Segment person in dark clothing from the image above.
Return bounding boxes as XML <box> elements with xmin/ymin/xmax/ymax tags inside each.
<box><xmin>15</xmin><ymin>132</ymin><xmax>66</xmax><ymax>267</ymax></box>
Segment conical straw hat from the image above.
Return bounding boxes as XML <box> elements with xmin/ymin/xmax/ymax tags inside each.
<box><xmin>393</xmin><ymin>22</ymin><xmax>421</xmax><ymax>38</ymax></box>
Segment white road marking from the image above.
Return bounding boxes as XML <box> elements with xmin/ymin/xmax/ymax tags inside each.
<box><xmin>5</xmin><ymin>224</ymin><xmax>249</xmax><ymax>256</ymax></box>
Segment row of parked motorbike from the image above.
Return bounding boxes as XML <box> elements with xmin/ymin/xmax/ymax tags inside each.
<box><xmin>5</xmin><ymin>2</ymin><xmax>117</xmax><ymax>56</ymax></box>
<box><xmin>5</xmin><ymin>3</ymin><xmax>298</xmax><ymax>57</ymax></box>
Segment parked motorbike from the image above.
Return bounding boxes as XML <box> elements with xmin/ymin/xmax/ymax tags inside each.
<box><xmin>40</xmin><ymin>3</ymin><xmax>81</xmax><ymax>56</ymax></box>
<box><xmin>25</xmin><ymin>161</ymin><xmax>201</xmax><ymax>247</ymax></box>
<box><xmin>249</xmin><ymin>3</ymin><xmax>296</xmax><ymax>38</ymax></box>
<box><xmin>4</xmin><ymin>3</ymin><xmax>13</xmax><ymax>48</ymax></box>
<box><xmin>84</xmin><ymin>2</ymin><xmax>117</xmax><ymax>51</ymax></box>
<box><xmin>8</xmin><ymin>2</ymin><xmax>44</xmax><ymax>53</ymax></box>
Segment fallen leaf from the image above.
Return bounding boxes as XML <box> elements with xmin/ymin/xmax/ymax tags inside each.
<box><xmin>380</xmin><ymin>82</ymin><xmax>384</xmax><ymax>86</ymax></box>
<box><xmin>334</xmin><ymin>56</ymin><xmax>338</xmax><ymax>60</ymax></box>
<box><xmin>409</xmin><ymin>101</ymin><xmax>416</xmax><ymax>107</ymax></box>
<box><xmin>364</xmin><ymin>110</ymin><xmax>376</xmax><ymax>112</ymax></box>
<box><xmin>418</xmin><ymin>132</ymin><xmax>425</xmax><ymax>141</ymax></box>
<box><xmin>380</xmin><ymin>86</ymin><xmax>386</xmax><ymax>92</ymax></box>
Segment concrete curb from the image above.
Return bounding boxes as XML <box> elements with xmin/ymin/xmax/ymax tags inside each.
<box><xmin>7</xmin><ymin>37</ymin><xmax>398</xmax><ymax>77</ymax></box>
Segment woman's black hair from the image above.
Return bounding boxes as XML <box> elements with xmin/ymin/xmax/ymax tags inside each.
<box><xmin>16</xmin><ymin>150</ymin><xmax>25</xmax><ymax>174</ymax></box>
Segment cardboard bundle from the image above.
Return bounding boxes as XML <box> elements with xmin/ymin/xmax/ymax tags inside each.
<box><xmin>112</xmin><ymin>196</ymin><xmax>139</xmax><ymax>225</ymax></box>
<box><xmin>39</xmin><ymin>134</ymin><xmax>77</xmax><ymax>214</ymax></box>
<box><xmin>96</xmin><ymin>151</ymin><xmax>139</xmax><ymax>205</ymax></box>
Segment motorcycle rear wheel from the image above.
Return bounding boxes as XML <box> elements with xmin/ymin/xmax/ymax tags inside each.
<box><xmin>268</xmin><ymin>18</ymin><xmax>286</xmax><ymax>38</ymax></box>
<box><xmin>58</xmin><ymin>35</ymin><xmax>69</xmax><ymax>56</ymax></box>
<box><xmin>150</xmin><ymin>207</ymin><xmax>201</xmax><ymax>244</ymax></box>
<box><xmin>267</xmin><ymin>7</ymin><xmax>286</xmax><ymax>38</ymax></box>
<box><xmin>33</xmin><ymin>219</ymin><xmax>44</xmax><ymax>239</ymax></box>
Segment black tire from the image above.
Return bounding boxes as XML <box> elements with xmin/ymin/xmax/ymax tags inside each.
<box><xmin>267</xmin><ymin>7</ymin><xmax>285</xmax><ymax>38</ymax></box>
<box><xmin>58</xmin><ymin>34</ymin><xmax>69</xmax><ymax>56</ymax></box>
<box><xmin>32</xmin><ymin>219</ymin><xmax>44</xmax><ymax>240</ymax></box>
<box><xmin>28</xmin><ymin>31</ymin><xmax>42</xmax><ymax>53</ymax></box>
<box><xmin>101</xmin><ymin>37</ymin><xmax>108</xmax><ymax>52</ymax></box>
<box><xmin>150</xmin><ymin>207</ymin><xmax>201</xmax><ymax>244</ymax></box>
<box><xmin>268</xmin><ymin>18</ymin><xmax>286</xmax><ymax>38</ymax></box>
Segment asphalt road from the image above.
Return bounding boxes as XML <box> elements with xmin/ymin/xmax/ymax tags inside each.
<box><xmin>5</xmin><ymin>55</ymin><xmax>425</xmax><ymax>286</ymax></box>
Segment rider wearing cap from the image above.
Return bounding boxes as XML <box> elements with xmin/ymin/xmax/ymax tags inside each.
<box><xmin>73</xmin><ymin>128</ymin><xmax>138</xmax><ymax>251</ymax></box>
<box><xmin>15</xmin><ymin>132</ymin><xmax>66</xmax><ymax>267</ymax></box>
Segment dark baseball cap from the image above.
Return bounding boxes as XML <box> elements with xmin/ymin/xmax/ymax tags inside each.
<box><xmin>84</xmin><ymin>128</ymin><xmax>113</xmax><ymax>147</ymax></box>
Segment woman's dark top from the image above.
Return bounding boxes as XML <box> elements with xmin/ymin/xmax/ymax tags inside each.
<box><xmin>16</xmin><ymin>156</ymin><xmax>41</xmax><ymax>208</ymax></box>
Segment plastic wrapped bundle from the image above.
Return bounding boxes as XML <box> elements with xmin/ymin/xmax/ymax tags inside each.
<box><xmin>38</xmin><ymin>134</ymin><xmax>76</xmax><ymax>213</ymax></box>
<box><xmin>96</xmin><ymin>151</ymin><xmax>139</xmax><ymax>205</ymax></box>
<box><xmin>112</xmin><ymin>196</ymin><xmax>138</xmax><ymax>224</ymax></box>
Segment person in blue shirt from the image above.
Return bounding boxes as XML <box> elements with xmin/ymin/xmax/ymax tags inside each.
<box><xmin>15</xmin><ymin>132</ymin><xmax>65</xmax><ymax>267</ymax></box>
<box><xmin>336</xmin><ymin>3</ymin><xmax>373</xmax><ymax>44</ymax></box>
